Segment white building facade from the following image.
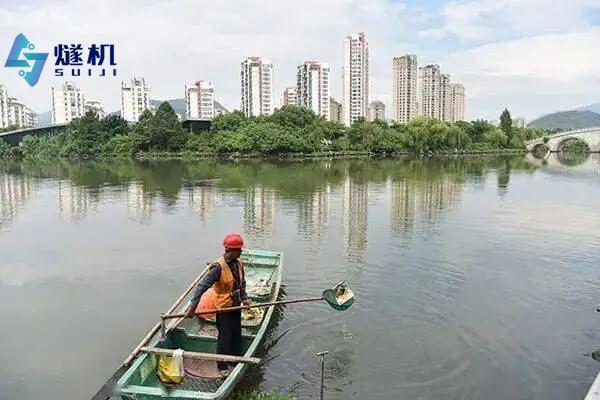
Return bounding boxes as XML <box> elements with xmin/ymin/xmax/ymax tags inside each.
<box><xmin>8</xmin><ymin>98</ymin><xmax>36</xmax><ymax>128</ymax></box>
<box><xmin>51</xmin><ymin>82</ymin><xmax>86</xmax><ymax>124</ymax></box>
<box><xmin>418</xmin><ymin>64</ymin><xmax>465</xmax><ymax>123</ymax></box>
<box><xmin>447</xmin><ymin>84</ymin><xmax>465</xmax><ymax>123</ymax></box>
<box><xmin>121</xmin><ymin>77</ymin><xmax>151</xmax><ymax>122</ymax></box>
<box><xmin>343</xmin><ymin>32</ymin><xmax>369</xmax><ymax>126</ymax></box>
<box><xmin>185</xmin><ymin>80</ymin><xmax>215</xmax><ymax>120</ymax></box>
<box><xmin>392</xmin><ymin>55</ymin><xmax>418</xmax><ymax>123</ymax></box>
<box><xmin>418</xmin><ymin>64</ymin><xmax>443</xmax><ymax>121</ymax></box>
<box><xmin>241</xmin><ymin>57</ymin><xmax>274</xmax><ymax>117</ymax></box>
<box><xmin>282</xmin><ymin>87</ymin><xmax>297</xmax><ymax>106</ymax></box>
<box><xmin>0</xmin><ymin>85</ymin><xmax>9</xmax><ymax>129</ymax></box>
<box><xmin>297</xmin><ymin>61</ymin><xmax>330</xmax><ymax>119</ymax></box>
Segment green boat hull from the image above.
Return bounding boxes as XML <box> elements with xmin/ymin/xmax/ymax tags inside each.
<box><xmin>115</xmin><ymin>249</ymin><xmax>283</xmax><ymax>400</ymax></box>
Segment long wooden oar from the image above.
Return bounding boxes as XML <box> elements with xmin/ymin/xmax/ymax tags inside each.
<box><xmin>161</xmin><ymin>281</ymin><xmax>355</xmax><ymax>321</ymax></box>
<box><xmin>139</xmin><ymin>347</ymin><xmax>261</xmax><ymax>364</ymax></box>
<box><xmin>162</xmin><ymin>296</ymin><xmax>324</xmax><ymax>320</ymax></box>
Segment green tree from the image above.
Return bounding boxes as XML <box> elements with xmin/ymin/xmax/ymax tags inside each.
<box><xmin>270</xmin><ymin>105</ymin><xmax>319</xmax><ymax>129</ymax></box>
<box><xmin>63</xmin><ymin>111</ymin><xmax>105</xmax><ymax>157</ymax></box>
<box><xmin>500</xmin><ymin>109</ymin><xmax>513</xmax><ymax>138</ymax></box>
<box><xmin>130</xmin><ymin>109</ymin><xmax>154</xmax><ymax>152</ymax></box>
<box><xmin>149</xmin><ymin>102</ymin><xmax>188</xmax><ymax>151</ymax></box>
<box><xmin>211</xmin><ymin>110</ymin><xmax>247</xmax><ymax>132</ymax></box>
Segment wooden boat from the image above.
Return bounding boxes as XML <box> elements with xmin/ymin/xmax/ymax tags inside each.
<box><xmin>93</xmin><ymin>249</ymin><xmax>283</xmax><ymax>400</ymax></box>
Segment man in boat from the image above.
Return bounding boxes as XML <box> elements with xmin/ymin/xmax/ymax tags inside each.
<box><xmin>187</xmin><ymin>233</ymin><xmax>250</xmax><ymax>377</ymax></box>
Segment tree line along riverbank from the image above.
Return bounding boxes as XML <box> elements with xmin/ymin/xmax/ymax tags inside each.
<box><xmin>0</xmin><ymin>102</ymin><xmax>546</xmax><ymax>160</ymax></box>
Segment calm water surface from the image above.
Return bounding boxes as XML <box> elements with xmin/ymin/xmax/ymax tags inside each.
<box><xmin>1</xmin><ymin>155</ymin><xmax>599</xmax><ymax>400</ymax></box>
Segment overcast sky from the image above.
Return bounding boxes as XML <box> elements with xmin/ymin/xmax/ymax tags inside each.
<box><xmin>1</xmin><ymin>0</ymin><xmax>599</xmax><ymax>121</ymax></box>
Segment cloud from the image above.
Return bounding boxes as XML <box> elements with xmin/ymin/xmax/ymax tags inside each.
<box><xmin>443</xmin><ymin>27</ymin><xmax>600</xmax><ymax>119</ymax></box>
<box><xmin>0</xmin><ymin>0</ymin><xmax>597</xmax><ymax>121</ymax></box>
<box><xmin>0</xmin><ymin>0</ymin><xmax>410</xmax><ymax>114</ymax></box>
<box><xmin>420</xmin><ymin>0</ymin><xmax>600</xmax><ymax>41</ymax></box>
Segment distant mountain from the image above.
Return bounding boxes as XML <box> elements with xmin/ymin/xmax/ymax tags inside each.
<box><xmin>528</xmin><ymin>110</ymin><xmax>600</xmax><ymax>130</ymax></box>
<box><xmin>150</xmin><ymin>98</ymin><xmax>187</xmax><ymax>119</ymax></box>
<box><xmin>577</xmin><ymin>103</ymin><xmax>600</xmax><ymax>114</ymax></box>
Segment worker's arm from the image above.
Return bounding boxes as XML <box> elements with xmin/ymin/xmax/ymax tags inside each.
<box><xmin>188</xmin><ymin>263</ymin><xmax>221</xmax><ymax>313</ymax></box>
<box><xmin>240</xmin><ymin>266</ymin><xmax>250</xmax><ymax>306</ymax></box>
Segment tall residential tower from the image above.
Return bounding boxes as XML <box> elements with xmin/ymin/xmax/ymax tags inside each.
<box><xmin>392</xmin><ymin>55</ymin><xmax>418</xmax><ymax>123</ymax></box>
<box><xmin>241</xmin><ymin>57</ymin><xmax>274</xmax><ymax>117</ymax></box>
<box><xmin>342</xmin><ymin>33</ymin><xmax>369</xmax><ymax>126</ymax></box>
<box><xmin>51</xmin><ymin>82</ymin><xmax>86</xmax><ymax>124</ymax></box>
<box><xmin>297</xmin><ymin>61</ymin><xmax>330</xmax><ymax>119</ymax></box>
<box><xmin>185</xmin><ymin>80</ymin><xmax>215</xmax><ymax>120</ymax></box>
<box><xmin>121</xmin><ymin>77</ymin><xmax>150</xmax><ymax>122</ymax></box>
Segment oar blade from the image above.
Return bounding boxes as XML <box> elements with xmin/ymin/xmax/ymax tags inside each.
<box><xmin>322</xmin><ymin>281</ymin><xmax>354</xmax><ymax>311</ymax></box>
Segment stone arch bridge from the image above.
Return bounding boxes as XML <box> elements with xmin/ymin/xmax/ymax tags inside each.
<box><xmin>526</xmin><ymin>126</ymin><xmax>600</xmax><ymax>153</ymax></box>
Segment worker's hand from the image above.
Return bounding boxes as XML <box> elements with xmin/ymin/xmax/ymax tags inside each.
<box><xmin>242</xmin><ymin>299</ymin><xmax>251</xmax><ymax>309</ymax></box>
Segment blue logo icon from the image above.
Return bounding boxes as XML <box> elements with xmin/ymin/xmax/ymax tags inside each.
<box><xmin>4</xmin><ymin>33</ymin><xmax>48</xmax><ymax>87</ymax></box>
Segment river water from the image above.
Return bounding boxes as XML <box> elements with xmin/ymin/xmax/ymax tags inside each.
<box><xmin>1</xmin><ymin>155</ymin><xmax>599</xmax><ymax>400</ymax></box>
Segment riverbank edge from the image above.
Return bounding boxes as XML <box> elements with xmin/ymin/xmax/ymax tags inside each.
<box><xmin>0</xmin><ymin>148</ymin><xmax>528</xmax><ymax>162</ymax></box>
<box><xmin>136</xmin><ymin>148</ymin><xmax>527</xmax><ymax>161</ymax></box>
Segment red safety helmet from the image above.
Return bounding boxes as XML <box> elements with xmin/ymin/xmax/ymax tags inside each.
<box><xmin>223</xmin><ymin>233</ymin><xmax>244</xmax><ymax>249</ymax></box>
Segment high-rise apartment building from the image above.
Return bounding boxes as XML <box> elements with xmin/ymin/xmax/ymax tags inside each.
<box><xmin>447</xmin><ymin>83</ymin><xmax>465</xmax><ymax>123</ymax></box>
<box><xmin>330</xmin><ymin>97</ymin><xmax>342</xmax><ymax>124</ymax></box>
<box><xmin>185</xmin><ymin>80</ymin><xmax>215</xmax><ymax>120</ymax></box>
<box><xmin>297</xmin><ymin>61</ymin><xmax>330</xmax><ymax>119</ymax></box>
<box><xmin>121</xmin><ymin>77</ymin><xmax>150</xmax><ymax>122</ymax></box>
<box><xmin>51</xmin><ymin>82</ymin><xmax>86</xmax><ymax>124</ymax></box>
<box><xmin>282</xmin><ymin>87</ymin><xmax>297</xmax><ymax>106</ymax></box>
<box><xmin>392</xmin><ymin>55</ymin><xmax>418</xmax><ymax>123</ymax></box>
<box><xmin>8</xmin><ymin>98</ymin><xmax>36</xmax><ymax>128</ymax></box>
<box><xmin>342</xmin><ymin>32</ymin><xmax>369</xmax><ymax>126</ymax></box>
<box><xmin>241</xmin><ymin>57</ymin><xmax>274</xmax><ymax>117</ymax></box>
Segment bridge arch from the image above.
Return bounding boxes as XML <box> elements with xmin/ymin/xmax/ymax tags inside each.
<box><xmin>555</xmin><ymin>136</ymin><xmax>590</xmax><ymax>153</ymax></box>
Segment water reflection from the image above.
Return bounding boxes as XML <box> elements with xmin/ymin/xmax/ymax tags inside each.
<box><xmin>2</xmin><ymin>155</ymin><xmax>599</xmax><ymax>400</ymax></box>
<box><xmin>188</xmin><ymin>181</ymin><xmax>218</xmax><ymax>223</ymax></box>
<box><xmin>0</xmin><ymin>156</ymin><xmax>543</xmax><ymax>261</ymax></box>
<box><xmin>58</xmin><ymin>180</ymin><xmax>98</xmax><ymax>221</ymax></box>
<box><xmin>342</xmin><ymin>176</ymin><xmax>368</xmax><ymax>260</ymax></box>
<box><xmin>390</xmin><ymin>177</ymin><xmax>461</xmax><ymax>236</ymax></box>
<box><xmin>0</xmin><ymin>173</ymin><xmax>37</xmax><ymax>230</ymax></box>
<box><xmin>525</xmin><ymin>152</ymin><xmax>600</xmax><ymax>177</ymax></box>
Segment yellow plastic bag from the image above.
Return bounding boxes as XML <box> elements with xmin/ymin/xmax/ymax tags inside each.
<box><xmin>157</xmin><ymin>349</ymin><xmax>185</xmax><ymax>384</ymax></box>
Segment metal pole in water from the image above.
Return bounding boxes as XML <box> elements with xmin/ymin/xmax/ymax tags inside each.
<box><xmin>316</xmin><ymin>351</ymin><xmax>329</xmax><ymax>400</ymax></box>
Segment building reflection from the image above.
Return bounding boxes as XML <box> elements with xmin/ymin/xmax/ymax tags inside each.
<box><xmin>341</xmin><ymin>176</ymin><xmax>368</xmax><ymax>260</ymax></box>
<box><xmin>297</xmin><ymin>185</ymin><xmax>330</xmax><ymax>240</ymax></box>
<box><xmin>390</xmin><ymin>177</ymin><xmax>461</xmax><ymax>235</ymax></box>
<box><xmin>243</xmin><ymin>185</ymin><xmax>276</xmax><ymax>239</ymax></box>
<box><xmin>0</xmin><ymin>174</ymin><xmax>37</xmax><ymax>229</ymax></box>
<box><xmin>126</xmin><ymin>182</ymin><xmax>154</xmax><ymax>223</ymax></box>
<box><xmin>188</xmin><ymin>182</ymin><xmax>217</xmax><ymax>223</ymax></box>
<box><xmin>58</xmin><ymin>180</ymin><xmax>98</xmax><ymax>221</ymax></box>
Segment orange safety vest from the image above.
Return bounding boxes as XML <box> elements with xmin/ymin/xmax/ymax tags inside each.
<box><xmin>211</xmin><ymin>256</ymin><xmax>244</xmax><ymax>309</ymax></box>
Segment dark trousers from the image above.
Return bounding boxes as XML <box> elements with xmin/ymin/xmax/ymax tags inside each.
<box><xmin>216</xmin><ymin>310</ymin><xmax>242</xmax><ymax>370</ymax></box>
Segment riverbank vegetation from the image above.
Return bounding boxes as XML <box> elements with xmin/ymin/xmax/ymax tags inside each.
<box><xmin>0</xmin><ymin>103</ymin><xmax>545</xmax><ymax>160</ymax></box>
